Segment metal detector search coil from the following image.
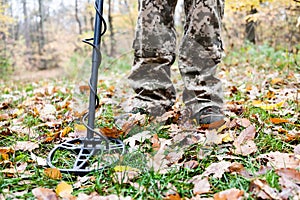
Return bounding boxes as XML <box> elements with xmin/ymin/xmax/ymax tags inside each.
<box><xmin>47</xmin><ymin>0</ymin><xmax>125</xmax><ymax>175</ymax></box>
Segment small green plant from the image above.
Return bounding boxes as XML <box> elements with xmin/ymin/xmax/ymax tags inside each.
<box><xmin>210</xmin><ymin>173</ymin><xmax>250</xmax><ymax>194</ymax></box>
<box><xmin>0</xmin><ymin>56</ymin><xmax>13</xmax><ymax>80</ymax></box>
<box><xmin>51</xmin><ymin>149</ymin><xmax>76</xmax><ymax>169</ymax></box>
<box><xmin>23</xmin><ymin>114</ymin><xmax>40</xmax><ymax>140</ymax></box>
<box><xmin>96</xmin><ymin>104</ymin><xmax>116</xmax><ymax>129</ymax></box>
<box><xmin>265</xmin><ymin>170</ymin><xmax>280</xmax><ymax>190</ymax></box>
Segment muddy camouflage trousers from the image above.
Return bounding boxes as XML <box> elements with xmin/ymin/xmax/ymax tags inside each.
<box><xmin>128</xmin><ymin>0</ymin><xmax>225</xmax><ymax>116</ymax></box>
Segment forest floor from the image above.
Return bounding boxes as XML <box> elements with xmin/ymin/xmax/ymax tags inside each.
<box><xmin>0</xmin><ymin>43</ymin><xmax>300</xmax><ymax>200</ymax></box>
<box><xmin>12</xmin><ymin>67</ymin><xmax>66</xmax><ymax>82</ymax></box>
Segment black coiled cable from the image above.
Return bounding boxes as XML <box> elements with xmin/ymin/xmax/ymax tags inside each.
<box><xmin>81</xmin><ymin>1</ymin><xmax>110</xmax><ymax>146</ymax></box>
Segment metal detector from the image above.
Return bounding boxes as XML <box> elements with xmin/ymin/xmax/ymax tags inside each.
<box><xmin>47</xmin><ymin>0</ymin><xmax>125</xmax><ymax>175</ymax></box>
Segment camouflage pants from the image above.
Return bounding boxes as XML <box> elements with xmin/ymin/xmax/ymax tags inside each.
<box><xmin>128</xmin><ymin>0</ymin><xmax>225</xmax><ymax>116</ymax></box>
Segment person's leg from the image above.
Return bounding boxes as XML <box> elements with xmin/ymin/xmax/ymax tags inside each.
<box><xmin>128</xmin><ymin>0</ymin><xmax>178</xmax><ymax>116</ymax></box>
<box><xmin>179</xmin><ymin>0</ymin><xmax>225</xmax><ymax>125</ymax></box>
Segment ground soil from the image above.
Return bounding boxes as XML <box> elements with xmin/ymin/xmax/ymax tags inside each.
<box><xmin>12</xmin><ymin>67</ymin><xmax>66</xmax><ymax>82</ymax></box>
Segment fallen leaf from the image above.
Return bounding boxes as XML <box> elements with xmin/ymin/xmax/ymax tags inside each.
<box><xmin>0</xmin><ymin>152</ymin><xmax>9</xmax><ymax>160</ymax></box>
<box><xmin>1</xmin><ymin>162</ymin><xmax>28</xmax><ymax>174</ymax></box>
<box><xmin>0</xmin><ymin>127</ymin><xmax>12</xmax><ymax>136</ymax></box>
<box><xmin>184</xmin><ymin>160</ymin><xmax>199</xmax><ymax>169</ymax></box>
<box><xmin>74</xmin><ymin>123</ymin><xmax>86</xmax><ymax>131</ymax></box>
<box><xmin>120</xmin><ymin>113</ymin><xmax>147</xmax><ymax>137</ymax></box>
<box><xmin>0</xmin><ymin>113</ymin><xmax>9</xmax><ymax>121</ymax></box>
<box><xmin>252</xmin><ymin>100</ymin><xmax>285</xmax><ymax>110</ymax></box>
<box><xmin>271</xmin><ymin>78</ymin><xmax>284</xmax><ymax>85</ymax></box>
<box><xmin>72</xmin><ymin>123</ymin><xmax>87</xmax><ymax>138</ymax></box>
<box><xmin>233</xmin><ymin>125</ymin><xmax>257</xmax><ymax>156</ymax></box>
<box><xmin>221</xmin><ymin>132</ymin><xmax>234</xmax><ymax>143</ymax></box>
<box><xmin>44</xmin><ymin>168</ymin><xmax>62</xmax><ymax>180</ymax></box>
<box><xmin>214</xmin><ymin>188</ymin><xmax>244</xmax><ymax>200</ymax></box>
<box><xmin>189</xmin><ymin>176</ymin><xmax>211</xmax><ymax>195</ymax></box>
<box><xmin>156</xmin><ymin>109</ymin><xmax>180</xmax><ymax>124</ymax></box>
<box><xmin>12</xmin><ymin>108</ymin><xmax>25</xmax><ymax>117</ymax></box>
<box><xmin>165</xmin><ymin>150</ymin><xmax>184</xmax><ymax>164</ymax></box>
<box><xmin>40</xmin><ymin>104</ymin><xmax>57</xmax><ymax>115</ymax></box>
<box><xmin>77</xmin><ymin>193</ymin><xmax>131</xmax><ymax>200</ymax></box>
<box><xmin>269</xmin><ymin>118</ymin><xmax>289</xmax><ymax>124</ymax></box>
<box><xmin>164</xmin><ymin>192</ymin><xmax>181</xmax><ymax>200</ymax></box>
<box><xmin>249</xmin><ymin>179</ymin><xmax>280</xmax><ymax>199</ymax></box>
<box><xmin>14</xmin><ymin>141</ymin><xmax>39</xmax><ymax>152</ymax></box>
<box><xmin>114</xmin><ymin>165</ymin><xmax>140</xmax><ymax>172</ymax></box>
<box><xmin>205</xmin><ymin>130</ymin><xmax>223</xmax><ymax>145</ymax></box>
<box><xmin>234</xmin><ymin>125</ymin><xmax>256</xmax><ymax>145</ymax></box>
<box><xmin>202</xmin><ymin>161</ymin><xmax>232</xmax><ymax>179</ymax></box>
<box><xmin>234</xmin><ymin>140</ymin><xmax>258</xmax><ymax>156</ymax></box>
<box><xmin>276</xmin><ymin>168</ymin><xmax>300</xmax><ymax>184</ymax></box>
<box><xmin>217</xmin><ymin>123</ymin><xmax>228</xmax><ymax>133</ymax></box>
<box><xmin>257</xmin><ymin>152</ymin><xmax>300</xmax><ymax>169</ymax></box>
<box><xmin>60</xmin><ymin>126</ymin><xmax>72</xmax><ymax>137</ymax></box>
<box><xmin>55</xmin><ymin>181</ymin><xmax>73</xmax><ymax>198</ymax></box>
<box><xmin>150</xmin><ymin>153</ymin><xmax>169</xmax><ymax>173</ymax></box>
<box><xmin>294</xmin><ymin>144</ymin><xmax>300</xmax><ymax>158</ymax></box>
<box><xmin>73</xmin><ymin>176</ymin><xmax>91</xmax><ymax>189</ymax></box>
<box><xmin>79</xmin><ymin>85</ymin><xmax>90</xmax><ymax>93</ymax></box>
<box><xmin>0</xmin><ymin>147</ymin><xmax>14</xmax><ymax>161</ymax></box>
<box><xmin>151</xmin><ymin>134</ymin><xmax>161</xmax><ymax>151</ymax></box>
<box><xmin>227</xmin><ymin>118</ymin><xmax>238</xmax><ymax>129</ymax></box>
<box><xmin>99</xmin><ymin>126</ymin><xmax>123</xmax><ymax>138</ymax></box>
<box><xmin>236</xmin><ymin>118</ymin><xmax>251</xmax><ymax>128</ymax></box>
<box><xmin>229</xmin><ymin>162</ymin><xmax>245</xmax><ymax>173</ymax></box>
<box><xmin>31</xmin><ymin>152</ymin><xmax>47</xmax><ymax>166</ymax></box>
<box><xmin>32</xmin><ymin>188</ymin><xmax>58</xmax><ymax>200</ymax></box>
<box><xmin>17</xmin><ymin>162</ymin><xmax>28</xmax><ymax>173</ymax></box>
<box><xmin>124</xmin><ymin>131</ymin><xmax>152</xmax><ymax>148</ymax></box>
<box><xmin>278</xmin><ymin>172</ymin><xmax>300</xmax><ymax>199</ymax></box>
<box><xmin>264</xmin><ymin>91</ymin><xmax>275</xmax><ymax>99</ymax></box>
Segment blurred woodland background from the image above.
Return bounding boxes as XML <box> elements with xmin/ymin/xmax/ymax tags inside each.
<box><xmin>0</xmin><ymin>0</ymin><xmax>299</xmax><ymax>79</ymax></box>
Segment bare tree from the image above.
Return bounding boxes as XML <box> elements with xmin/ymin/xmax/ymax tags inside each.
<box><xmin>38</xmin><ymin>0</ymin><xmax>45</xmax><ymax>55</ymax></box>
<box><xmin>75</xmin><ymin>0</ymin><xmax>82</xmax><ymax>34</ymax></box>
<box><xmin>108</xmin><ymin>0</ymin><xmax>115</xmax><ymax>56</ymax></box>
<box><xmin>22</xmin><ymin>0</ymin><xmax>31</xmax><ymax>49</ymax></box>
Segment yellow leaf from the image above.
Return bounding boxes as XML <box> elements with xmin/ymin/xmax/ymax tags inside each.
<box><xmin>114</xmin><ymin>165</ymin><xmax>140</xmax><ymax>172</ymax></box>
<box><xmin>252</xmin><ymin>100</ymin><xmax>285</xmax><ymax>110</ymax></box>
<box><xmin>55</xmin><ymin>181</ymin><xmax>73</xmax><ymax>198</ymax></box>
<box><xmin>217</xmin><ymin>123</ymin><xmax>227</xmax><ymax>133</ymax></box>
<box><xmin>221</xmin><ymin>133</ymin><xmax>234</xmax><ymax>143</ymax></box>
<box><xmin>44</xmin><ymin>168</ymin><xmax>62</xmax><ymax>180</ymax></box>
<box><xmin>271</xmin><ymin>78</ymin><xmax>284</xmax><ymax>85</ymax></box>
<box><xmin>61</xmin><ymin>126</ymin><xmax>72</xmax><ymax>137</ymax></box>
<box><xmin>74</xmin><ymin>124</ymin><xmax>86</xmax><ymax>131</ymax></box>
<box><xmin>14</xmin><ymin>108</ymin><xmax>24</xmax><ymax>117</ymax></box>
<box><xmin>0</xmin><ymin>153</ymin><xmax>9</xmax><ymax>160</ymax></box>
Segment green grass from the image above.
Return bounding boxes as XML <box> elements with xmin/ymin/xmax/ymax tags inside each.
<box><xmin>0</xmin><ymin>44</ymin><xmax>299</xmax><ymax>199</ymax></box>
<box><xmin>255</xmin><ymin>132</ymin><xmax>294</xmax><ymax>154</ymax></box>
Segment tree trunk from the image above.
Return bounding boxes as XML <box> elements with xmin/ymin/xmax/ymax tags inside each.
<box><xmin>38</xmin><ymin>0</ymin><xmax>45</xmax><ymax>55</ymax></box>
<box><xmin>108</xmin><ymin>0</ymin><xmax>115</xmax><ymax>56</ymax></box>
<box><xmin>245</xmin><ymin>7</ymin><xmax>258</xmax><ymax>44</ymax></box>
<box><xmin>75</xmin><ymin>0</ymin><xmax>82</xmax><ymax>34</ymax></box>
<box><xmin>22</xmin><ymin>0</ymin><xmax>31</xmax><ymax>49</ymax></box>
